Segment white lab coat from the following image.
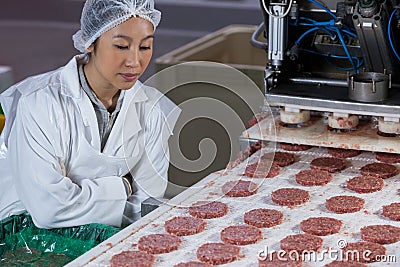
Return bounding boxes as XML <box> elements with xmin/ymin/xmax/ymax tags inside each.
<box><xmin>0</xmin><ymin>55</ymin><xmax>180</xmax><ymax>228</ymax></box>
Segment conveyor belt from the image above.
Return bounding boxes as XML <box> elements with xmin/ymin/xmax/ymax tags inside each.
<box><xmin>66</xmin><ymin>144</ymin><xmax>400</xmax><ymax>267</ymax></box>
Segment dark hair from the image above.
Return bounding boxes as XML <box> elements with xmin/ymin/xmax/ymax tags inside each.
<box><xmin>92</xmin><ymin>39</ymin><xmax>98</xmax><ymax>52</ymax></box>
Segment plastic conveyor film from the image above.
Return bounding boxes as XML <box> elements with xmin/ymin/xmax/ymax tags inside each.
<box><xmin>68</xmin><ymin>144</ymin><xmax>400</xmax><ymax>267</ymax></box>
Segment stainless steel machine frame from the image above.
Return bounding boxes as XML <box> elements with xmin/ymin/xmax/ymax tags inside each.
<box><xmin>254</xmin><ymin>0</ymin><xmax>400</xmax><ymax>118</ymax></box>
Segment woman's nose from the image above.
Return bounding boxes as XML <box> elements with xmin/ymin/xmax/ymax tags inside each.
<box><xmin>125</xmin><ymin>49</ymin><xmax>140</xmax><ymax>68</ymax></box>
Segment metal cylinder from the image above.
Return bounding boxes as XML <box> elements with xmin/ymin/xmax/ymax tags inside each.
<box><xmin>268</xmin><ymin>4</ymin><xmax>288</xmax><ymax>67</ymax></box>
<box><xmin>348</xmin><ymin>72</ymin><xmax>389</xmax><ymax>102</ymax></box>
<box><xmin>358</xmin><ymin>0</ymin><xmax>378</xmax><ymax>17</ymax></box>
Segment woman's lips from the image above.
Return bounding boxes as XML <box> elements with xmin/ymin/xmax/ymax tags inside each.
<box><xmin>120</xmin><ymin>73</ymin><xmax>139</xmax><ymax>82</ymax></box>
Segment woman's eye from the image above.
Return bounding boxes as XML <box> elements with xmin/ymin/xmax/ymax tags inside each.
<box><xmin>115</xmin><ymin>45</ymin><xmax>128</xmax><ymax>50</ymax></box>
<box><xmin>140</xmin><ymin>46</ymin><xmax>151</xmax><ymax>50</ymax></box>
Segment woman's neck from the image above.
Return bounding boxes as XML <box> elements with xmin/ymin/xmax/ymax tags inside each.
<box><xmin>83</xmin><ymin>64</ymin><xmax>120</xmax><ymax>111</ymax></box>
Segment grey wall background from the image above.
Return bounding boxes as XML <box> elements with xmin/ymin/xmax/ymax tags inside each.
<box><xmin>0</xmin><ymin>0</ymin><xmax>262</xmax><ymax>83</ymax></box>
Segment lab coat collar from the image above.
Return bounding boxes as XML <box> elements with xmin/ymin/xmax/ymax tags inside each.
<box><xmin>124</xmin><ymin>80</ymin><xmax>148</xmax><ymax>104</ymax></box>
<box><xmin>59</xmin><ymin>55</ymin><xmax>86</xmax><ymax>99</ymax></box>
<box><xmin>104</xmin><ymin>81</ymin><xmax>148</xmax><ymax>153</ymax></box>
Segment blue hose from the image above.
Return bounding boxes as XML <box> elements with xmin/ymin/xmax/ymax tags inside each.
<box><xmin>293</xmin><ymin>2</ymin><xmax>360</xmax><ymax>72</ymax></box>
<box><xmin>302</xmin><ymin>49</ymin><xmax>363</xmax><ymax>70</ymax></box>
<box><xmin>295</xmin><ymin>26</ymin><xmax>336</xmax><ymax>44</ymax></box>
<box><xmin>342</xmin><ymin>29</ymin><xmax>358</xmax><ymax>39</ymax></box>
<box><xmin>308</xmin><ymin>0</ymin><xmax>337</xmax><ymax>19</ymax></box>
<box><xmin>295</xmin><ymin>27</ymin><xmax>320</xmax><ymax>45</ymax></box>
<box><xmin>388</xmin><ymin>8</ymin><xmax>400</xmax><ymax>62</ymax></box>
<box><xmin>335</xmin><ymin>28</ymin><xmax>358</xmax><ymax>73</ymax></box>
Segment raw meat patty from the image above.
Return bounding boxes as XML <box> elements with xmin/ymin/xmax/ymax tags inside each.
<box><xmin>382</xmin><ymin>202</ymin><xmax>400</xmax><ymax>221</ymax></box>
<box><xmin>272</xmin><ymin>188</ymin><xmax>310</xmax><ymax>206</ymax></box>
<box><xmin>196</xmin><ymin>243</ymin><xmax>240</xmax><ymax>265</ymax></box>
<box><xmin>375</xmin><ymin>152</ymin><xmax>400</xmax><ymax>163</ymax></box>
<box><xmin>310</xmin><ymin>157</ymin><xmax>346</xmax><ymax>173</ymax></box>
<box><xmin>300</xmin><ymin>217</ymin><xmax>342</xmax><ymax>236</ymax></box>
<box><xmin>262</xmin><ymin>152</ymin><xmax>296</xmax><ymax>167</ymax></box>
<box><xmin>295</xmin><ymin>169</ymin><xmax>333</xmax><ymax>186</ymax></box>
<box><xmin>280</xmin><ymin>143</ymin><xmax>311</xmax><ymax>151</ymax></box>
<box><xmin>222</xmin><ymin>180</ymin><xmax>258</xmax><ymax>197</ymax></box>
<box><xmin>342</xmin><ymin>242</ymin><xmax>386</xmax><ymax>263</ymax></box>
<box><xmin>360</xmin><ymin>224</ymin><xmax>400</xmax><ymax>244</ymax></box>
<box><xmin>346</xmin><ymin>176</ymin><xmax>384</xmax><ymax>193</ymax></box>
<box><xmin>220</xmin><ymin>225</ymin><xmax>262</xmax><ymax>245</ymax></box>
<box><xmin>325</xmin><ymin>195</ymin><xmax>365</xmax><ymax>213</ymax></box>
<box><xmin>280</xmin><ymin>234</ymin><xmax>323</xmax><ymax>253</ymax></box>
<box><xmin>327</xmin><ymin>148</ymin><xmax>361</xmax><ymax>158</ymax></box>
<box><xmin>174</xmin><ymin>262</ymin><xmax>212</xmax><ymax>267</ymax></box>
<box><xmin>360</xmin><ymin>162</ymin><xmax>398</xmax><ymax>179</ymax></box>
<box><xmin>165</xmin><ymin>216</ymin><xmax>206</xmax><ymax>236</ymax></box>
<box><xmin>258</xmin><ymin>251</ymin><xmax>303</xmax><ymax>267</ymax></box>
<box><xmin>244</xmin><ymin>161</ymin><xmax>281</xmax><ymax>178</ymax></box>
<box><xmin>324</xmin><ymin>261</ymin><xmax>367</xmax><ymax>267</ymax></box>
<box><xmin>110</xmin><ymin>250</ymin><xmax>155</xmax><ymax>267</ymax></box>
<box><xmin>244</xmin><ymin>208</ymin><xmax>283</xmax><ymax>228</ymax></box>
<box><xmin>138</xmin><ymin>234</ymin><xmax>181</xmax><ymax>254</ymax></box>
<box><xmin>189</xmin><ymin>201</ymin><xmax>228</xmax><ymax>219</ymax></box>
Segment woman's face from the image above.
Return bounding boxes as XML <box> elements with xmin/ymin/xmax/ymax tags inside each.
<box><xmin>86</xmin><ymin>16</ymin><xmax>154</xmax><ymax>92</ymax></box>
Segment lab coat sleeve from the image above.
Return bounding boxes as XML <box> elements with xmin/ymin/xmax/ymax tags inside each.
<box><xmin>8</xmin><ymin>95</ymin><xmax>127</xmax><ymax>228</ymax></box>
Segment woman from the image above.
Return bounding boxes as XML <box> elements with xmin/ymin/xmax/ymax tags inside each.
<box><xmin>0</xmin><ymin>0</ymin><xmax>180</xmax><ymax>228</ymax></box>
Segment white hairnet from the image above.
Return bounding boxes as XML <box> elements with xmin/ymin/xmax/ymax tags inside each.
<box><xmin>72</xmin><ymin>0</ymin><xmax>161</xmax><ymax>53</ymax></box>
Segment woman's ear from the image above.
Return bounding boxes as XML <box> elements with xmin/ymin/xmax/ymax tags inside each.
<box><xmin>86</xmin><ymin>44</ymin><xmax>94</xmax><ymax>54</ymax></box>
